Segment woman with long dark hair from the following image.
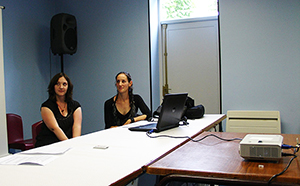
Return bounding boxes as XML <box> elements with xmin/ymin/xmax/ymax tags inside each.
<box><xmin>104</xmin><ymin>71</ymin><xmax>151</xmax><ymax>129</ymax></box>
<box><xmin>35</xmin><ymin>73</ymin><xmax>82</xmax><ymax>147</ymax></box>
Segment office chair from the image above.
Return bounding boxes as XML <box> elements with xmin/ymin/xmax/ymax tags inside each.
<box><xmin>32</xmin><ymin>120</ymin><xmax>43</xmax><ymax>146</ymax></box>
<box><xmin>226</xmin><ymin>110</ymin><xmax>281</xmax><ymax>133</ymax></box>
<box><xmin>6</xmin><ymin>113</ymin><xmax>34</xmax><ymax>151</ymax></box>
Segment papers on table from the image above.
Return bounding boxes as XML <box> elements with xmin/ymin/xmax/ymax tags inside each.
<box><xmin>0</xmin><ymin>154</ymin><xmax>58</xmax><ymax>166</ymax></box>
<box><xmin>122</xmin><ymin>119</ymin><xmax>158</xmax><ymax>128</ymax></box>
<box><xmin>20</xmin><ymin>146</ymin><xmax>71</xmax><ymax>155</ymax></box>
<box><xmin>0</xmin><ymin>146</ymin><xmax>71</xmax><ymax>166</ymax></box>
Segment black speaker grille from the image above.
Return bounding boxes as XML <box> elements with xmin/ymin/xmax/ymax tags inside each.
<box><xmin>50</xmin><ymin>13</ymin><xmax>77</xmax><ymax>55</ymax></box>
<box><xmin>65</xmin><ymin>28</ymin><xmax>77</xmax><ymax>51</ymax></box>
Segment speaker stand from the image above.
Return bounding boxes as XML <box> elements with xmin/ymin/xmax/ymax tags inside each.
<box><xmin>60</xmin><ymin>54</ymin><xmax>64</xmax><ymax>73</ymax></box>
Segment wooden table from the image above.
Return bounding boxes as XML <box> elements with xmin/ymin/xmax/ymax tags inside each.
<box><xmin>146</xmin><ymin>132</ymin><xmax>300</xmax><ymax>186</ymax></box>
<box><xmin>111</xmin><ymin>114</ymin><xmax>226</xmax><ymax>186</ymax></box>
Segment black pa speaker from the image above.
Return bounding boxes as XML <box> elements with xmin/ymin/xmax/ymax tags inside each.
<box><xmin>51</xmin><ymin>13</ymin><xmax>77</xmax><ymax>55</ymax></box>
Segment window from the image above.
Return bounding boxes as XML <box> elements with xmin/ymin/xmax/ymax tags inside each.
<box><xmin>160</xmin><ymin>0</ymin><xmax>218</xmax><ymax>21</ymax></box>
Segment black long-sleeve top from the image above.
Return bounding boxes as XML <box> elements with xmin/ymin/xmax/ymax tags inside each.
<box><xmin>104</xmin><ymin>94</ymin><xmax>151</xmax><ymax>129</ymax></box>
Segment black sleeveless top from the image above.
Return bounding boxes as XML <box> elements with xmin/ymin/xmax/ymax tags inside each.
<box><xmin>35</xmin><ymin>98</ymin><xmax>81</xmax><ymax>147</ymax></box>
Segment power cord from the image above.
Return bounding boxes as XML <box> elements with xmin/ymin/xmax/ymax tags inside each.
<box><xmin>267</xmin><ymin>141</ymin><xmax>299</xmax><ymax>185</ymax></box>
<box><xmin>146</xmin><ymin>132</ymin><xmax>300</xmax><ymax>185</ymax></box>
<box><xmin>179</xmin><ymin>116</ymin><xmax>189</xmax><ymax>126</ymax></box>
<box><xmin>267</xmin><ymin>154</ymin><xmax>297</xmax><ymax>185</ymax></box>
<box><xmin>146</xmin><ymin>132</ymin><xmax>242</xmax><ymax>142</ymax></box>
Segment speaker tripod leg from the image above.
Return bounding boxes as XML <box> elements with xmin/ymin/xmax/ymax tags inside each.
<box><xmin>60</xmin><ymin>54</ymin><xmax>64</xmax><ymax>73</ymax></box>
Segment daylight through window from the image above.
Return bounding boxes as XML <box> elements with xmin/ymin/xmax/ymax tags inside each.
<box><xmin>160</xmin><ymin>0</ymin><xmax>218</xmax><ymax>21</ymax></box>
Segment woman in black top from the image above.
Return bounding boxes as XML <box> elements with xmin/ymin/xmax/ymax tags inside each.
<box><xmin>104</xmin><ymin>72</ymin><xmax>151</xmax><ymax>129</ymax></box>
<box><xmin>35</xmin><ymin>73</ymin><xmax>82</xmax><ymax>147</ymax></box>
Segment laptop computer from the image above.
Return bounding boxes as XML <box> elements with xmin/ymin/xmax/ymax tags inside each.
<box><xmin>128</xmin><ymin>93</ymin><xmax>188</xmax><ymax>132</ymax></box>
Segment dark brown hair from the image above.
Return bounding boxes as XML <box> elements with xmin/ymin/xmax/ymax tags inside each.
<box><xmin>48</xmin><ymin>72</ymin><xmax>73</xmax><ymax>102</ymax></box>
<box><xmin>115</xmin><ymin>71</ymin><xmax>134</xmax><ymax>105</ymax></box>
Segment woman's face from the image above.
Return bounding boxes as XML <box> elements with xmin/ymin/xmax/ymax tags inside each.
<box><xmin>116</xmin><ymin>73</ymin><xmax>132</xmax><ymax>94</ymax></box>
<box><xmin>55</xmin><ymin>76</ymin><xmax>68</xmax><ymax>97</ymax></box>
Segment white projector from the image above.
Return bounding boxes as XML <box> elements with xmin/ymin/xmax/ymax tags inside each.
<box><xmin>239</xmin><ymin>134</ymin><xmax>283</xmax><ymax>161</ymax></box>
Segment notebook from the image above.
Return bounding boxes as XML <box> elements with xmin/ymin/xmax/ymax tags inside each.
<box><xmin>128</xmin><ymin>92</ymin><xmax>188</xmax><ymax>132</ymax></box>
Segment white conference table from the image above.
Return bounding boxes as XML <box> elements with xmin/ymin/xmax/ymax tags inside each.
<box><xmin>0</xmin><ymin>114</ymin><xmax>225</xmax><ymax>186</ymax></box>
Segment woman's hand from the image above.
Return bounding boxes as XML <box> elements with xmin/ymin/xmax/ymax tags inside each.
<box><xmin>124</xmin><ymin>119</ymin><xmax>132</xmax><ymax>125</ymax></box>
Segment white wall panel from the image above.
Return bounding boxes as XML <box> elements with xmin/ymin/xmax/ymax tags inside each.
<box><xmin>219</xmin><ymin>0</ymin><xmax>300</xmax><ymax>134</ymax></box>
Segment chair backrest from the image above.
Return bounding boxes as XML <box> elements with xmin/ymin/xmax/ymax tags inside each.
<box><xmin>6</xmin><ymin>113</ymin><xmax>24</xmax><ymax>144</ymax></box>
<box><xmin>226</xmin><ymin>110</ymin><xmax>281</xmax><ymax>133</ymax></box>
<box><xmin>32</xmin><ymin>120</ymin><xmax>43</xmax><ymax>145</ymax></box>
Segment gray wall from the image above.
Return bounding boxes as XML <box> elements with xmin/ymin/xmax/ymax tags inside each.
<box><xmin>1</xmin><ymin>0</ymin><xmax>300</xmax><ymax>140</ymax></box>
<box><xmin>220</xmin><ymin>0</ymin><xmax>300</xmax><ymax>134</ymax></box>
<box><xmin>2</xmin><ymin>0</ymin><xmax>151</xmax><ymax>138</ymax></box>
<box><xmin>2</xmin><ymin>0</ymin><xmax>57</xmax><ymax>139</ymax></box>
<box><xmin>56</xmin><ymin>0</ymin><xmax>151</xmax><ymax>134</ymax></box>
<box><xmin>149</xmin><ymin>0</ymin><xmax>160</xmax><ymax>111</ymax></box>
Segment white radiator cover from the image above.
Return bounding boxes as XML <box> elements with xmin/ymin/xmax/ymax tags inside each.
<box><xmin>226</xmin><ymin>110</ymin><xmax>281</xmax><ymax>133</ymax></box>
